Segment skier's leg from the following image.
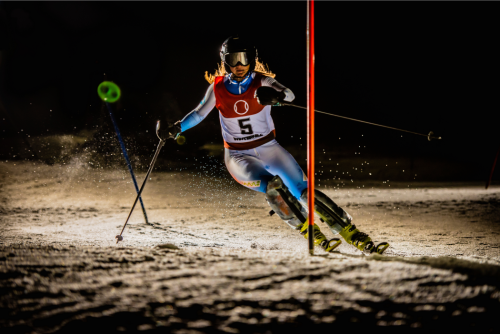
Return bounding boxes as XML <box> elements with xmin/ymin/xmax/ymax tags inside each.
<box><xmin>300</xmin><ymin>189</ymin><xmax>389</xmax><ymax>254</ymax></box>
<box><xmin>255</xmin><ymin>141</ymin><xmax>307</xmax><ymax>225</ymax></box>
<box><xmin>265</xmin><ymin>175</ymin><xmax>307</xmax><ymax>229</ymax></box>
<box><xmin>225</xmin><ymin>143</ymin><xmax>303</xmax><ymax>227</ymax></box>
<box><xmin>224</xmin><ymin>148</ymin><xmax>274</xmax><ymax>194</ymax></box>
<box><xmin>257</xmin><ymin>141</ymin><xmax>308</xmax><ymax>200</ymax></box>
<box><xmin>299</xmin><ymin>189</ymin><xmax>351</xmax><ymax>234</ymax></box>
<box><xmin>256</xmin><ymin>141</ymin><xmax>388</xmax><ymax>254</ymax></box>
<box><xmin>224</xmin><ymin>147</ymin><xmax>340</xmax><ymax>251</ymax></box>
<box><xmin>251</xmin><ymin>141</ymin><xmax>339</xmax><ymax>252</ymax></box>
<box><xmin>265</xmin><ymin>175</ymin><xmax>341</xmax><ymax>252</ymax></box>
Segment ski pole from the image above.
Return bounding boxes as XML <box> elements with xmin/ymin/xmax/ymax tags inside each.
<box><xmin>282</xmin><ymin>103</ymin><xmax>442</xmax><ymax>141</ymax></box>
<box><xmin>106</xmin><ymin>102</ymin><xmax>150</xmax><ymax>225</ymax></box>
<box><xmin>116</xmin><ymin>121</ymin><xmax>166</xmax><ymax>244</ymax></box>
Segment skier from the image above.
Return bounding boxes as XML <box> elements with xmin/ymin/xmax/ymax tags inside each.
<box><xmin>159</xmin><ymin>36</ymin><xmax>388</xmax><ymax>254</ymax></box>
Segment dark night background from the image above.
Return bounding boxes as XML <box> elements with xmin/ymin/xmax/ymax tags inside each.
<box><xmin>0</xmin><ymin>1</ymin><xmax>499</xmax><ymax>183</ymax></box>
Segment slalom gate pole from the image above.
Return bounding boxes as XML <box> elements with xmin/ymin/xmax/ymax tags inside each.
<box><xmin>116</xmin><ymin>121</ymin><xmax>166</xmax><ymax>244</ymax></box>
<box><xmin>106</xmin><ymin>102</ymin><xmax>150</xmax><ymax>225</ymax></box>
<box><xmin>307</xmin><ymin>0</ymin><xmax>315</xmax><ymax>255</ymax></box>
<box><xmin>485</xmin><ymin>145</ymin><xmax>500</xmax><ymax>189</ymax></box>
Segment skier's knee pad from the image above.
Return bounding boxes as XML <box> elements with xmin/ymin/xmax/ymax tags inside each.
<box><xmin>266</xmin><ymin>175</ymin><xmax>307</xmax><ymax>230</ymax></box>
<box><xmin>300</xmin><ymin>189</ymin><xmax>352</xmax><ymax>234</ymax></box>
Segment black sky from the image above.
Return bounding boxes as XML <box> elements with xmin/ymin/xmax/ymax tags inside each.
<box><xmin>1</xmin><ymin>2</ymin><xmax>499</xmax><ymax>174</ymax></box>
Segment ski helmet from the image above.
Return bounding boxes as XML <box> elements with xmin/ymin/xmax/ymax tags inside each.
<box><xmin>220</xmin><ymin>35</ymin><xmax>258</xmax><ymax>76</ymax></box>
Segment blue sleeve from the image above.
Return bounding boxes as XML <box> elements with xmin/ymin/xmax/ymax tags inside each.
<box><xmin>180</xmin><ymin>110</ymin><xmax>204</xmax><ymax>132</ymax></box>
<box><xmin>179</xmin><ymin>84</ymin><xmax>216</xmax><ymax>132</ymax></box>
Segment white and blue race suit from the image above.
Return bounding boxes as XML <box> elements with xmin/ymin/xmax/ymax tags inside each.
<box><xmin>179</xmin><ymin>72</ymin><xmax>307</xmax><ymax>200</ymax></box>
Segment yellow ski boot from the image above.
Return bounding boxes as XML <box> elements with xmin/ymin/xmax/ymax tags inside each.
<box><xmin>265</xmin><ymin>175</ymin><xmax>341</xmax><ymax>253</ymax></box>
<box><xmin>299</xmin><ymin>188</ymin><xmax>389</xmax><ymax>255</ymax></box>
<box><xmin>339</xmin><ymin>224</ymin><xmax>389</xmax><ymax>254</ymax></box>
<box><xmin>300</xmin><ymin>221</ymin><xmax>341</xmax><ymax>253</ymax></box>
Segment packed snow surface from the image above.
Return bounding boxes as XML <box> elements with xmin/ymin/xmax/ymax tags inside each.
<box><xmin>1</xmin><ymin>161</ymin><xmax>499</xmax><ymax>332</ymax></box>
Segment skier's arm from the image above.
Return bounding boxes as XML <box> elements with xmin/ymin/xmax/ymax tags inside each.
<box><xmin>179</xmin><ymin>84</ymin><xmax>216</xmax><ymax>132</ymax></box>
<box><xmin>261</xmin><ymin>76</ymin><xmax>295</xmax><ymax>102</ymax></box>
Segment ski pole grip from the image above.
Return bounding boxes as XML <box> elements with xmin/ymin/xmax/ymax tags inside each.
<box><xmin>156</xmin><ymin>120</ymin><xmax>162</xmax><ymax>141</ymax></box>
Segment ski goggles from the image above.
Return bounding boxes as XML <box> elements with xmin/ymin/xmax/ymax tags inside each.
<box><xmin>223</xmin><ymin>52</ymin><xmax>251</xmax><ymax>67</ymax></box>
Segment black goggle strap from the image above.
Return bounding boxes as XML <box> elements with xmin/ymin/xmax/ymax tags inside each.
<box><xmin>224</xmin><ymin>52</ymin><xmax>250</xmax><ymax>67</ymax></box>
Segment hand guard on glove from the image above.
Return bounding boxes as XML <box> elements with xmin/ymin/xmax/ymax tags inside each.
<box><xmin>157</xmin><ymin>121</ymin><xmax>181</xmax><ymax>141</ymax></box>
<box><xmin>254</xmin><ymin>87</ymin><xmax>295</xmax><ymax>106</ymax></box>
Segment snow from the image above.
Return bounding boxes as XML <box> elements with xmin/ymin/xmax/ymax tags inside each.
<box><xmin>0</xmin><ymin>160</ymin><xmax>499</xmax><ymax>331</ymax></box>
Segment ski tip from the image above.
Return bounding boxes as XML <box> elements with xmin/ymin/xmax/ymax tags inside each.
<box><xmin>375</xmin><ymin>242</ymin><xmax>389</xmax><ymax>255</ymax></box>
<box><xmin>363</xmin><ymin>241</ymin><xmax>389</xmax><ymax>255</ymax></box>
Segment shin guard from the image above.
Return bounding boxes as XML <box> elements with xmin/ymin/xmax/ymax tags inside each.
<box><xmin>267</xmin><ymin>176</ymin><xmax>342</xmax><ymax>252</ymax></box>
<box><xmin>266</xmin><ymin>176</ymin><xmax>307</xmax><ymax>229</ymax></box>
<box><xmin>300</xmin><ymin>189</ymin><xmax>352</xmax><ymax>235</ymax></box>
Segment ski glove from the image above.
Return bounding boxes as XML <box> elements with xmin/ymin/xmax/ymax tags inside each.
<box><xmin>158</xmin><ymin>121</ymin><xmax>181</xmax><ymax>141</ymax></box>
<box><xmin>281</xmin><ymin>88</ymin><xmax>295</xmax><ymax>102</ymax></box>
<box><xmin>255</xmin><ymin>87</ymin><xmax>294</xmax><ymax>106</ymax></box>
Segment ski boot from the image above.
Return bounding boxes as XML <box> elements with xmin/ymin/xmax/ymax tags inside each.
<box><xmin>266</xmin><ymin>175</ymin><xmax>341</xmax><ymax>253</ymax></box>
<box><xmin>299</xmin><ymin>221</ymin><xmax>341</xmax><ymax>252</ymax></box>
<box><xmin>338</xmin><ymin>224</ymin><xmax>388</xmax><ymax>254</ymax></box>
<box><xmin>300</xmin><ymin>189</ymin><xmax>389</xmax><ymax>255</ymax></box>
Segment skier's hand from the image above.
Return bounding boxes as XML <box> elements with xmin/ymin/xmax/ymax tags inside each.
<box><xmin>255</xmin><ymin>87</ymin><xmax>294</xmax><ymax>106</ymax></box>
<box><xmin>281</xmin><ymin>88</ymin><xmax>295</xmax><ymax>102</ymax></box>
<box><xmin>255</xmin><ymin>87</ymin><xmax>281</xmax><ymax>105</ymax></box>
<box><xmin>157</xmin><ymin>121</ymin><xmax>181</xmax><ymax>141</ymax></box>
